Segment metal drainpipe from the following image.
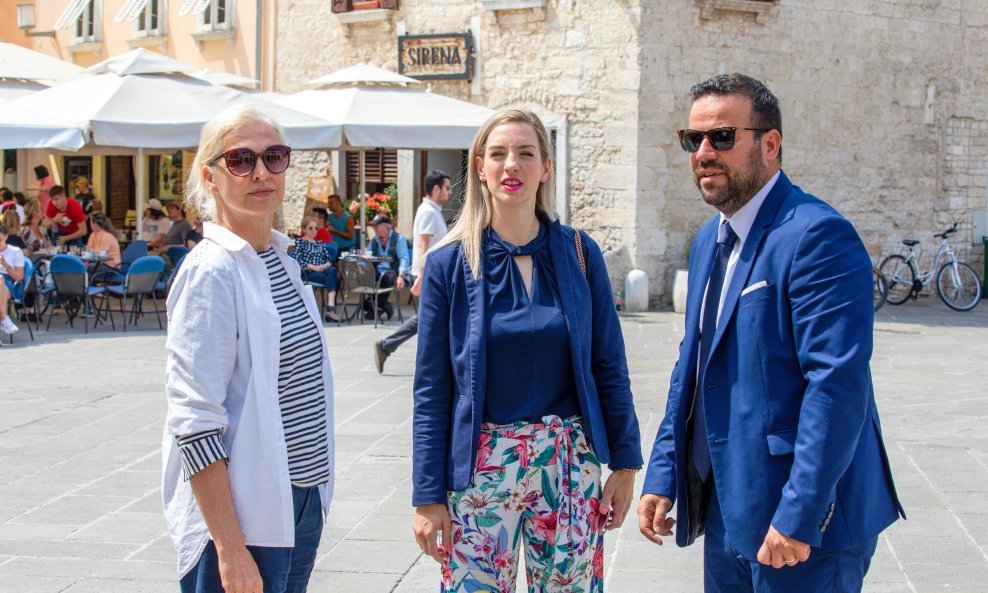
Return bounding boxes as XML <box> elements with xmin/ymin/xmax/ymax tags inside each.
<box><xmin>255</xmin><ymin>0</ymin><xmax>262</xmax><ymax>90</ymax></box>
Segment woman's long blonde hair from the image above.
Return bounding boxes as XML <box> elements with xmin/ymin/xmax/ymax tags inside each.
<box><xmin>440</xmin><ymin>109</ymin><xmax>556</xmax><ymax>278</ymax></box>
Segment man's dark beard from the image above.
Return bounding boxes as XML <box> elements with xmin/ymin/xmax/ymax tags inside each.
<box><xmin>693</xmin><ymin>143</ymin><xmax>767</xmax><ymax>216</ymax></box>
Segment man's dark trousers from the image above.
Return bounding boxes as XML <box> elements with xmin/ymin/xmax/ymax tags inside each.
<box><xmin>379</xmin><ymin>315</ymin><xmax>418</xmax><ymax>355</ymax></box>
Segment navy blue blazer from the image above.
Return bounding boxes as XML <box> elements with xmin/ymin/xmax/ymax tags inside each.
<box><xmin>643</xmin><ymin>172</ymin><xmax>904</xmax><ymax>558</ymax></box>
<box><xmin>412</xmin><ymin>220</ymin><xmax>643</xmax><ymax>506</ymax></box>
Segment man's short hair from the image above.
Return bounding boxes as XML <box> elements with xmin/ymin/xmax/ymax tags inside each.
<box><xmin>690</xmin><ymin>73</ymin><xmax>782</xmax><ymax>160</ymax></box>
<box><xmin>311</xmin><ymin>207</ymin><xmax>329</xmax><ymax>221</ymax></box>
<box><xmin>424</xmin><ymin>169</ymin><xmax>451</xmax><ymax>197</ymax></box>
<box><xmin>1</xmin><ymin>190</ymin><xmax>12</xmax><ymax>202</ymax></box>
<box><xmin>49</xmin><ymin>185</ymin><xmax>65</xmax><ymax>198</ymax></box>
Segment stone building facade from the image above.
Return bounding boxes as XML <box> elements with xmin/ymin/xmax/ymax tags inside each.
<box><xmin>276</xmin><ymin>0</ymin><xmax>988</xmax><ymax>305</ymax></box>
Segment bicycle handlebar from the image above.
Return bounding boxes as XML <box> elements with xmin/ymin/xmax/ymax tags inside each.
<box><xmin>935</xmin><ymin>222</ymin><xmax>959</xmax><ymax>239</ymax></box>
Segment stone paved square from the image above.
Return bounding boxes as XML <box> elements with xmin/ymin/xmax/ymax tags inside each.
<box><xmin>1</xmin><ymin>296</ymin><xmax>986</xmax><ymax>592</ymax></box>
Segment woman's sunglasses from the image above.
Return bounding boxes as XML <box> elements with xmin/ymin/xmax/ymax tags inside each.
<box><xmin>677</xmin><ymin>127</ymin><xmax>771</xmax><ymax>153</ymax></box>
<box><xmin>209</xmin><ymin>144</ymin><xmax>292</xmax><ymax>177</ymax></box>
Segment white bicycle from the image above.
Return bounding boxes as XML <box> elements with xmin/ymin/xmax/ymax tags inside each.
<box><xmin>879</xmin><ymin>223</ymin><xmax>982</xmax><ymax>312</ymax></box>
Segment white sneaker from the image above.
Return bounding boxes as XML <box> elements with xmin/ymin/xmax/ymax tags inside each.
<box><xmin>0</xmin><ymin>316</ymin><xmax>18</xmax><ymax>335</ymax></box>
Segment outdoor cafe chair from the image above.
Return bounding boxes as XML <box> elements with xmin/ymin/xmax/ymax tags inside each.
<box><xmin>301</xmin><ymin>267</ymin><xmax>330</xmax><ymax>316</ymax></box>
<box><xmin>118</xmin><ymin>240</ymin><xmax>148</xmax><ymax>277</ymax></box>
<box><xmin>337</xmin><ymin>258</ymin><xmax>401</xmax><ymax>329</ymax></box>
<box><xmin>166</xmin><ymin>245</ymin><xmax>189</xmax><ymax>266</ymax></box>
<box><xmin>157</xmin><ymin>253</ymin><xmax>187</xmax><ymax>297</ymax></box>
<box><xmin>6</xmin><ymin>257</ymin><xmax>37</xmax><ymax>344</ymax></box>
<box><xmin>99</xmin><ymin>255</ymin><xmax>166</xmax><ymax>331</ymax></box>
<box><xmin>45</xmin><ymin>254</ymin><xmax>112</xmax><ymax>334</ymax></box>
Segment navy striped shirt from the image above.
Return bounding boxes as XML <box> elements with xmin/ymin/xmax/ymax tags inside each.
<box><xmin>177</xmin><ymin>248</ymin><xmax>330</xmax><ymax>488</ymax></box>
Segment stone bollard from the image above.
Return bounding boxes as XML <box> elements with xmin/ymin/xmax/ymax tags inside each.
<box><xmin>673</xmin><ymin>269</ymin><xmax>689</xmax><ymax>313</ymax></box>
<box><xmin>624</xmin><ymin>269</ymin><xmax>649</xmax><ymax>312</ymax></box>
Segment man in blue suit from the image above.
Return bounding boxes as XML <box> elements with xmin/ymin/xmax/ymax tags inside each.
<box><xmin>637</xmin><ymin>74</ymin><xmax>904</xmax><ymax>592</ymax></box>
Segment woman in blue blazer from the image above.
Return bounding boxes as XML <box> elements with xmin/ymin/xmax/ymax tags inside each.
<box><xmin>411</xmin><ymin>109</ymin><xmax>643</xmax><ymax>592</ymax></box>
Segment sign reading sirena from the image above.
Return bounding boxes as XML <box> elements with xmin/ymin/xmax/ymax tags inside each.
<box><xmin>398</xmin><ymin>33</ymin><xmax>474</xmax><ymax>81</ymax></box>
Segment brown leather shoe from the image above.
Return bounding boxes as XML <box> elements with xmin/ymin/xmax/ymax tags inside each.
<box><xmin>374</xmin><ymin>340</ymin><xmax>388</xmax><ymax>374</ymax></box>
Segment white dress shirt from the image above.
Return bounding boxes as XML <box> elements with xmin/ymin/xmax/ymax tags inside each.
<box><xmin>162</xmin><ymin>222</ymin><xmax>335</xmax><ymax>577</ymax></box>
<box><xmin>700</xmin><ymin>170</ymin><xmax>781</xmax><ymax>327</ymax></box>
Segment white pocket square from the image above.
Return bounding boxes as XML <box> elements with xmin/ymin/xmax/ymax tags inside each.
<box><xmin>741</xmin><ymin>280</ymin><xmax>769</xmax><ymax>296</ymax></box>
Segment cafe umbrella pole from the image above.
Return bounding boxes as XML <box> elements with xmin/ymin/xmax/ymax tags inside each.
<box><xmin>136</xmin><ymin>146</ymin><xmax>145</xmax><ymax>240</ymax></box>
<box><xmin>358</xmin><ymin>148</ymin><xmax>366</xmax><ymax>251</ymax></box>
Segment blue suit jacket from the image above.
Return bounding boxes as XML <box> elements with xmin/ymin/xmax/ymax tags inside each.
<box><xmin>643</xmin><ymin>172</ymin><xmax>904</xmax><ymax>557</ymax></box>
<box><xmin>412</xmin><ymin>220</ymin><xmax>643</xmax><ymax>506</ymax></box>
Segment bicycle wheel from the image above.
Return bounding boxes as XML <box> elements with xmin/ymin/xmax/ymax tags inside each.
<box><xmin>873</xmin><ymin>267</ymin><xmax>888</xmax><ymax>312</ymax></box>
<box><xmin>936</xmin><ymin>261</ymin><xmax>982</xmax><ymax>311</ymax></box>
<box><xmin>879</xmin><ymin>255</ymin><xmax>914</xmax><ymax>305</ymax></box>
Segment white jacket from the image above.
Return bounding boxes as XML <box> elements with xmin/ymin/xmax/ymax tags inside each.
<box><xmin>161</xmin><ymin>222</ymin><xmax>334</xmax><ymax>577</ymax></box>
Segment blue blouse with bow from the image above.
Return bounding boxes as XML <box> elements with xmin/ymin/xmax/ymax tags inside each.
<box><xmin>483</xmin><ymin>223</ymin><xmax>579</xmax><ymax>423</ymax></box>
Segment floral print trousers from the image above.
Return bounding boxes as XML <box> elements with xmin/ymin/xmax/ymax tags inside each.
<box><xmin>443</xmin><ymin>415</ymin><xmax>605</xmax><ymax>593</ymax></box>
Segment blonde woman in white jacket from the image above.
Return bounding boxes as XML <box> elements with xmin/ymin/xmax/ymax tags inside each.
<box><xmin>163</xmin><ymin>106</ymin><xmax>334</xmax><ymax>593</ymax></box>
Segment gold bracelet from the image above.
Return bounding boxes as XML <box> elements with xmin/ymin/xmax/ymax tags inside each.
<box><xmin>614</xmin><ymin>467</ymin><xmax>641</xmax><ymax>473</ymax></box>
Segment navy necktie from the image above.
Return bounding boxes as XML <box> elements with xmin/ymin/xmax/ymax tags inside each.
<box><xmin>691</xmin><ymin>221</ymin><xmax>738</xmax><ymax>482</ymax></box>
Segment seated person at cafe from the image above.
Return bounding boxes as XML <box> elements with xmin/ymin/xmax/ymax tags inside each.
<box><xmin>160</xmin><ymin>202</ymin><xmax>192</xmax><ymax>248</ymax></box>
<box><xmin>1</xmin><ymin>210</ymin><xmax>26</xmax><ymax>249</ymax></box>
<box><xmin>185</xmin><ymin>216</ymin><xmax>205</xmax><ymax>249</ymax></box>
<box><xmin>365</xmin><ymin>214</ymin><xmax>409</xmax><ymax>320</ymax></box>
<box><xmin>44</xmin><ymin>185</ymin><xmax>87</xmax><ymax>247</ymax></box>
<box><xmin>311</xmin><ymin>207</ymin><xmax>335</xmax><ymax>244</ymax></box>
<box><xmin>86</xmin><ymin>212</ymin><xmax>122</xmax><ymax>272</ymax></box>
<box><xmin>142</xmin><ymin>199</ymin><xmax>171</xmax><ymax>249</ymax></box>
<box><xmin>0</xmin><ymin>223</ymin><xmax>24</xmax><ymax>335</ymax></box>
<box><xmin>327</xmin><ymin>194</ymin><xmax>356</xmax><ymax>252</ymax></box>
<box><xmin>1</xmin><ymin>189</ymin><xmax>24</xmax><ymax>224</ymax></box>
<box><xmin>20</xmin><ymin>199</ymin><xmax>49</xmax><ymax>255</ymax></box>
<box><xmin>290</xmin><ymin>216</ymin><xmax>341</xmax><ymax>322</ymax></box>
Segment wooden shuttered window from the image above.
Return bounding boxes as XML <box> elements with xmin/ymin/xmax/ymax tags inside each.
<box><xmin>346</xmin><ymin>149</ymin><xmax>398</xmax><ymax>185</ymax></box>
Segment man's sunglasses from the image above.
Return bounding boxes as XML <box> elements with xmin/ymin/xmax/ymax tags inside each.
<box><xmin>209</xmin><ymin>144</ymin><xmax>292</xmax><ymax>177</ymax></box>
<box><xmin>676</xmin><ymin>127</ymin><xmax>772</xmax><ymax>153</ymax></box>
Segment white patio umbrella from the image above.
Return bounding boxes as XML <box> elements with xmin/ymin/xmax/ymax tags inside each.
<box><xmin>0</xmin><ymin>59</ymin><xmax>50</xmax><ymax>80</ymax></box>
<box><xmin>0</xmin><ymin>58</ymin><xmax>53</xmax><ymax>99</ymax></box>
<box><xmin>306</xmin><ymin>62</ymin><xmax>419</xmax><ymax>87</ymax></box>
<box><xmin>277</xmin><ymin>64</ymin><xmax>493</xmax><ymax>245</ymax></box>
<box><xmin>0</xmin><ymin>97</ymin><xmax>86</xmax><ymax>150</ymax></box>
<box><xmin>19</xmin><ymin>72</ymin><xmax>340</xmax><ymax>149</ymax></box>
<box><xmin>0</xmin><ymin>79</ymin><xmax>47</xmax><ymax>100</ymax></box>
<box><xmin>0</xmin><ymin>41</ymin><xmax>83</xmax><ymax>83</ymax></box>
<box><xmin>84</xmin><ymin>47</ymin><xmax>198</xmax><ymax>76</ymax></box>
<box><xmin>190</xmin><ymin>68</ymin><xmax>259</xmax><ymax>88</ymax></box>
<box><xmin>14</xmin><ymin>49</ymin><xmax>342</xmax><ymax>236</ymax></box>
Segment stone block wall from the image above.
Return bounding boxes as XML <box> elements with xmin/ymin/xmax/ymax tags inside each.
<box><xmin>276</xmin><ymin>0</ymin><xmax>643</xmax><ymax>293</ymax></box>
<box><xmin>275</xmin><ymin>0</ymin><xmax>987</xmax><ymax>304</ymax></box>
<box><xmin>641</xmin><ymin>0</ymin><xmax>988</xmax><ymax>301</ymax></box>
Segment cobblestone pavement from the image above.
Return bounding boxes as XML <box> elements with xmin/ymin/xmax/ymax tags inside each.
<box><xmin>0</xmin><ymin>295</ymin><xmax>986</xmax><ymax>592</ymax></box>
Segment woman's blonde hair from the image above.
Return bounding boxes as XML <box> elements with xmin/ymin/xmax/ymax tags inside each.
<box><xmin>184</xmin><ymin>105</ymin><xmax>286</xmax><ymax>220</ymax></box>
<box><xmin>301</xmin><ymin>215</ymin><xmax>319</xmax><ymax>232</ymax></box>
<box><xmin>441</xmin><ymin>109</ymin><xmax>556</xmax><ymax>278</ymax></box>
<box><xmin>0</xmin><ymin>209</ymin><xmax>20</xmax><ymax>234</ymax></box>
<box><xmin>23</xmin><ymin>198</ymin><xmax>41</xmax><ymax>223</ymax></box>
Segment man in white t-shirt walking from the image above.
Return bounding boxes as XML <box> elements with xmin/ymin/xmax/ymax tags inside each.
<box><xmin>374</xmin><ymin>170</ymin><xmax>451</xmax><ymax>373</ymax></box>
<box><xmin>0</xmin><ymin>223</ymin><xmax>25</xmax><ymax>334</ymax></box>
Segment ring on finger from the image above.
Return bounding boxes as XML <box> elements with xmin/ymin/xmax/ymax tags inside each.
<box><xmin>785</xmin><ymin>558</ymin><xmax>797</xmax><ymax>565</ymax></box>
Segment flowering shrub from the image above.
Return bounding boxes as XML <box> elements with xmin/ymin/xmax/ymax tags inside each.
<box><xmin>347</xmin><ymin>185</ymin><xmax>398</xmax><ymax>221</ymax></box>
